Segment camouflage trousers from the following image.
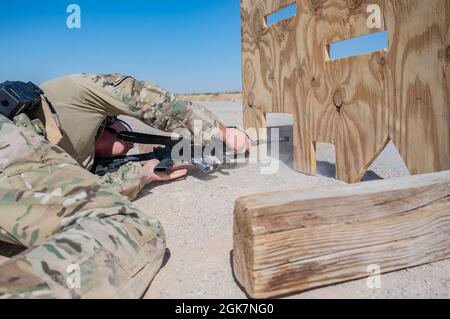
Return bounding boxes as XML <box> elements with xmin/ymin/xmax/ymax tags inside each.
<box><xmin>0</xmin><ymin>115</ymin><xmax>166</xmax><ymax>299</ymax></box>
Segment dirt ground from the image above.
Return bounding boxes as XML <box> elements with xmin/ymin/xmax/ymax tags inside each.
<box><xmin>1</xmin><ymin>97</ymin><xmax>449</xmax><ymax>299</ymax></box>
<box><xmin>134</xmin><ymin>98</ymin><xmax>450</xmax><ymax>299</ymax></box>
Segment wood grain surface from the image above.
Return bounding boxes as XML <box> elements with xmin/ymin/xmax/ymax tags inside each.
<box><xmin>241</xmin><ymin>0</ymin><xmax>450</xmax><ymax>183</ymax></box>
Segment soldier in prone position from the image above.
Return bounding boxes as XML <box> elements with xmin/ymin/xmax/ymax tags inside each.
<box><xmin>0</xmin><ymin>74</ymin><xmax>249</xmax><ymax>298</ymax></box>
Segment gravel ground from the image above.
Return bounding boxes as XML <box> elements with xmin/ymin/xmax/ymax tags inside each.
<box><xmin>136</xmin><ymin>100</ymin><xmax>449</xmax><ymax>299</ymax></box>
<box><xmin>1</xmin><ymin>99</ymin><xmax>449</xmax><ymax>299</ymax></box>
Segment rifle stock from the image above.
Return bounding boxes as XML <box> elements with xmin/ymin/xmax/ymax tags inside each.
<box><xmin>92</xmin><ymin>131</ymin><xmax>221</xmax><ymax>176</ymax></box>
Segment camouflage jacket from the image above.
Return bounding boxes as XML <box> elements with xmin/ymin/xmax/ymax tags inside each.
<box><xmin>33</xmin><ymin>74</ymin><xmax>221</xmax><ymax>200</ymax></box>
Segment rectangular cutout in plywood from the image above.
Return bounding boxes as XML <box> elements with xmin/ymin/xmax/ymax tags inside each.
<box><xmin>266</xmin><ymin>3</ymin><xmax>297</xmax><ymax>26</ymax></box>
<box><xmin>327</xmin><ymin>31</ymin><xmax>389</xmax><ymax>61</ymax></box>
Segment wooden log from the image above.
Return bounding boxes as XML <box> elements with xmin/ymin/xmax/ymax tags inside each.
<box><xmin>232</xmin><ymin>171</ymin><xmax>450</xmax><ymax>298</ymax></box>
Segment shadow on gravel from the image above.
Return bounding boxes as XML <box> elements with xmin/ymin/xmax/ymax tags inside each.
<box><xmin>264</xmin><ymin>125</ymin><xmax>385</xmax><ymax>182</ymax></box>
<box><xmin>229</xmin><ymin>250</ymin><xmax>251</xmax><ymax>299</ymax></box>
<box><xmin>317</xmin><ymin>161</ymin><xmax>384</xmax><ymax>181</ymax></box>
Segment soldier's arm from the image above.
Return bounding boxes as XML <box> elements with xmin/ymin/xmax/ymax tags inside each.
<box><xmin>99</xmin><ymin>162</ymin><xmax>148</xmax><ymax>201</ymax></box>
<box><xmin>139</xmin><ymin>96</ymin><xmax>222</xmax><ymax>146</ymax></box>
<box><xmin>82</xmin><ymin>74</ymin><xmax>223</xmax><ymax>146</ymax></box>
<box><xmin>78</xmin><ymin>74</ymin><xmax>247</xmax><ymax>152</ymax></box>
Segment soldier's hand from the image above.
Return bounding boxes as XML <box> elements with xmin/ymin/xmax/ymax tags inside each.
<box><xmin>219</xmin><ymin>125</ymin><xmax>250</xmax><ymax>154</ymax></box>
<box><xmin>143</xmin><ymin>159</ymin><xmax>188</xmax><ymax>183</ymax></box>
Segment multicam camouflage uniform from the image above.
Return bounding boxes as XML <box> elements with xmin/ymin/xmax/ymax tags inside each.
<box><xmin>37</xmin><ymin>73</ymin><xmax>220</xmax><ymax>199</ymax></box>
<box><xmin>0</xmin><ymin>74</ymin><xmax>221</xmax><ymax>298</ymax></box>
<box><xmin>84</xmin><ymin>73</ymin><xmax>220</xmax><ymax>198</ymax></box>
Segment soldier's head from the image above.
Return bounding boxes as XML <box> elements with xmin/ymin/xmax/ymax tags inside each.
<box><xmin>95</xmin><ymin>118</ymin><xmax>134</xmax><ymax>158</ymax></box>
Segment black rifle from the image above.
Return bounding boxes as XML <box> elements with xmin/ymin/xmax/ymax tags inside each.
<box><xmin>92</xmin><ymin>132</ymin><xmax>221</xmax><ymax>176</ymax></box>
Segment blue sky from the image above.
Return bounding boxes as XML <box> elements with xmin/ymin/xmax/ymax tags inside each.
<box><xmin>0</xmin><ymin>0</ymin><xmax>242</xmax><ymax>94</ymax></box>
<box><xmin>0</xmin><ymin>1</ymin><xmax>388</xmax><ymax>94</ymax></box>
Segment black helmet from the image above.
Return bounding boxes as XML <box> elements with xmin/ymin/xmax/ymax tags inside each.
<box><xmin>0</xmin><ymin>81</ymin><xmax>43</xmax><ymax>119</ymax></box>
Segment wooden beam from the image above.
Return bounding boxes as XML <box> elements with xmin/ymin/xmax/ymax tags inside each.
<box><xmin>233</xmin><ymin>171</ymin><xmax>450</xmax><ymax>298</ymax></box>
